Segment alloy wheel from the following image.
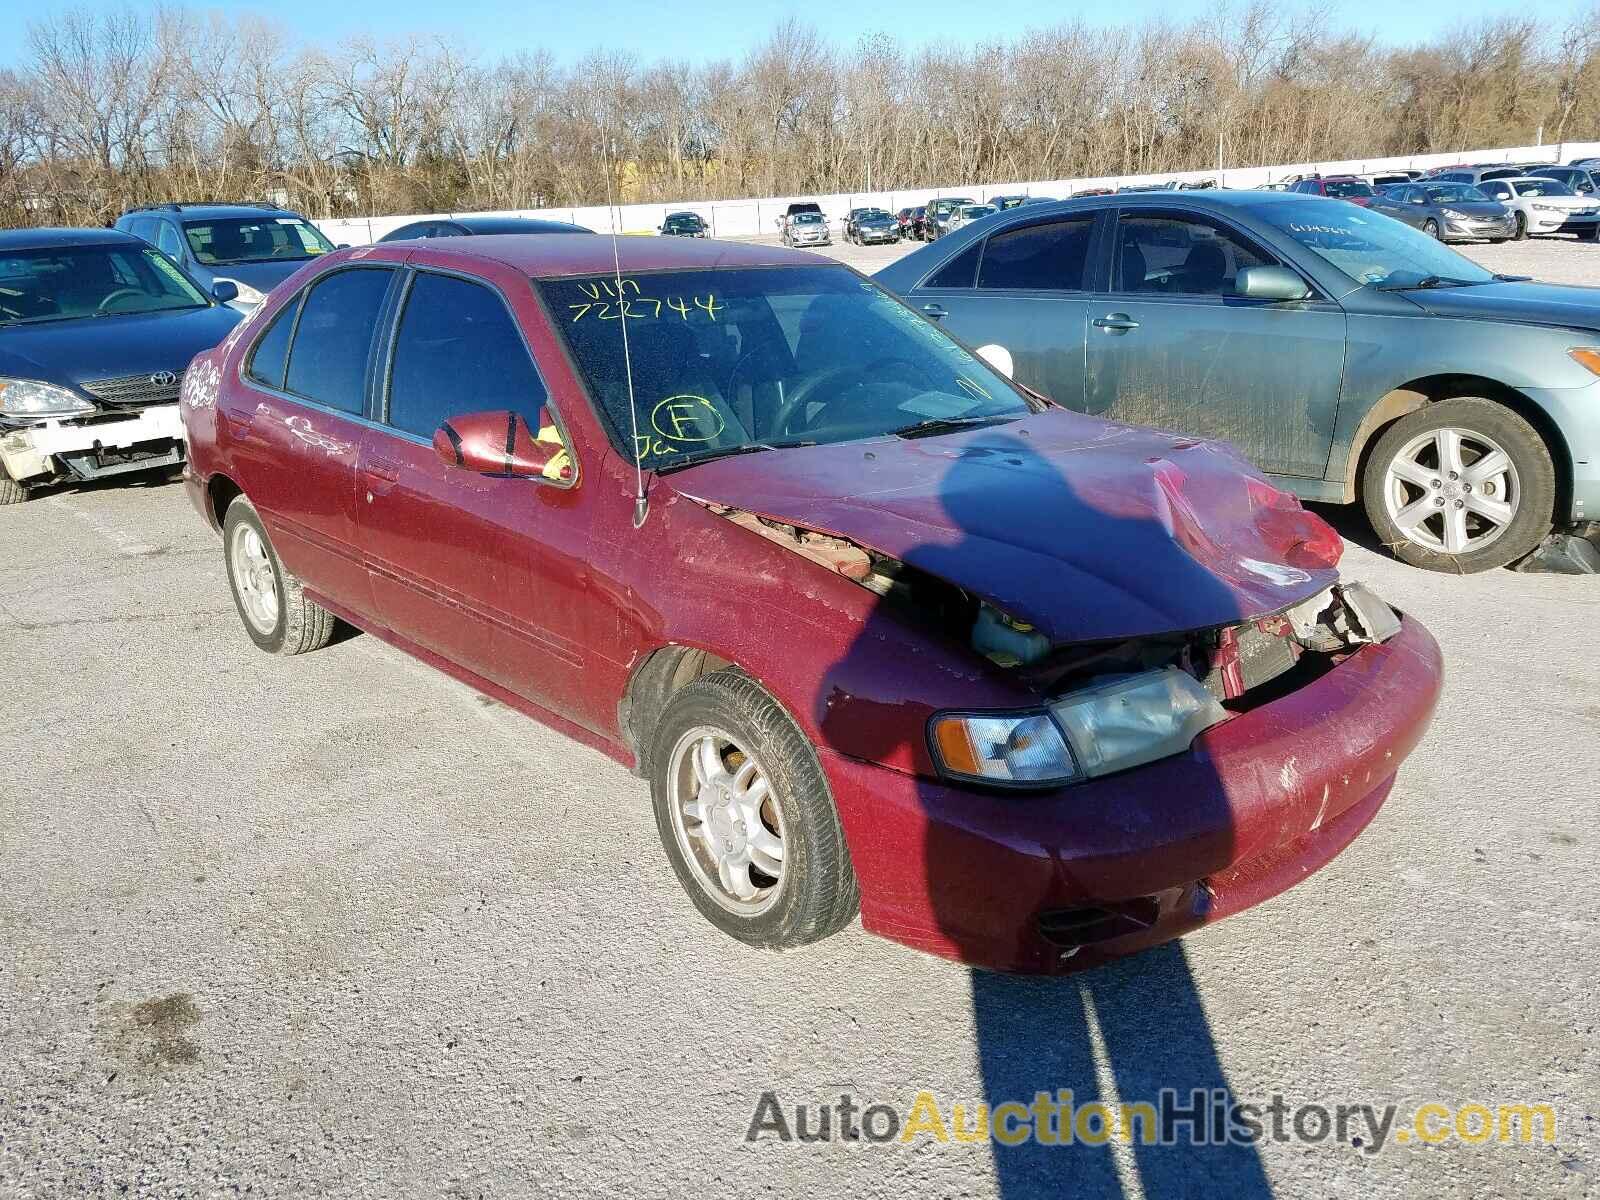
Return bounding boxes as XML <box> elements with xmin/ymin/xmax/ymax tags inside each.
<box><xmin>667</xmin><ymin>726</ymin><xmax>786</xmax><ymax>916</ymax></box>
<box><xmin>1382</xmin><ymin>426</ymin><xmax>1520</xmax><ymax>555</ymax></box>
<box><xmin>230</xmin><ymin>523</ymin><xmax>280</xmax><ymax>634</ymax></box>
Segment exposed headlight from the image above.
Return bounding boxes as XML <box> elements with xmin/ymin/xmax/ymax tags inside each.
<box><xmin>1048</xmin><ymin>668</ymin><xmax>1227</xmax><ymax>779</ymax></box>
<box><xmin>217</xmin><ymin>277</ymin><xmax>267</xmax><ymax>305</ymax></box>
<box><xmin>931</xmin><ymin>712</ymin><xmax>1079</xmax><ymax>787</ymax></box>
<box><xmin>1441</xmin><ymin>208</ymin><xmax>1470</xmax><ymax>219</ymax></box>
<box><xmin>0</xmin><ymin>378</ymin><xmax>95</xmax><ymax>417</ymax></box>
<box><xmin>1532</xmin><ymin>203</ymin><xmax>1562</xmax><ymax>212</ymax></box>
<box><xmin>930</xmin><ymin>667</ymin><xmax>1229</xmax><ymax>788</ymax></box>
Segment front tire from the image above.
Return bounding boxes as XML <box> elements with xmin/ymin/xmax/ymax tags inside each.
<box><xmin>1362</xmin><ymin>398</ymin><xmax>1554</xmax><ymax>573</ymax></box>
<box><xmin>648</xmin><ymin>670</ymin><xmax>859</xmax><ymax>950</ymax></box>
<box><xmin>1513</xmin><ymin>211</ymin><xmax>1528</xmax><ymax>240</ymax></box>
<box><xmin>0</xmin><ymin>461</ymin><xmax>27</xmax><ymax>506</ymax></box>
<box><xmin>222</xmin><ymin>496</ymin><xmax>338</xmax><ymax>654</ymax></box>
<box><xmin>1423</xmin><ymin>219</ymin><xmax>1440</xmax><ymax>239</ymax></box>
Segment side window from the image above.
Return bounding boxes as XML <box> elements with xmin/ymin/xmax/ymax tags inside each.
<box><xmin>977</xmin><ymin>217</ymin><xmax>1093</xmax><ymax>290</ymax></box>
<box><xmin>246</xmin><ymin>294</ymin><xmax>300</xmax><ymax>391</ymax></box>
<box><xmin>1482</xmin><ymin>181</ymin><xmax>1509</xmax><ymax>200</ymax></box>
<box><xmin>125</xmin><ymin>216</ymin><xmax>156</xmax><ymax>243</ymax></box>
<box><xmin>1114</xmin><ymin>214</ymin><xmax>1273</xmax><ymax>297</ymax></box>
<box><xmin>156</xmin><ymin>221</ymin><xmax>184</xmax><ymax>261</ymax></box>
<box><xmin>923</xmin><ymin>239</ymin><xmax>981</xmax><ymax>288</ymax></box>
<box><xmin>283</xmin><ymin>268</ymin><xmax>394</xmax><ymax>413</ymax></box>
<box><xmin>386</xmin><ymin>272</ymin><xmax>546</xmax><ymax>440</ymax></box>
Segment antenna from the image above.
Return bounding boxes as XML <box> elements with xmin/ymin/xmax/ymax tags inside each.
<box><xmin>604</xmin><ymin>137</ymin><xmax>649</xmax><ymax>529</ymax></box>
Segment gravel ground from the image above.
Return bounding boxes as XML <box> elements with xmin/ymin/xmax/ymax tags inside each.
<box><xmin>1</xmin><ymin>234</ymin><xmax>1598</xmax><ymax>1199</ymax></box>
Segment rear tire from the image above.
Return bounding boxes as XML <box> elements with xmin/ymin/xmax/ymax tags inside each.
<box><xmin>222</xmin><ymin>496</ymin><xmax>338</xmax><ymax>654</ymax></box>
<box><xmin>1362</xmin><ymin>397</ymin><xmax>1554</xmax><ymax>573</ymax></box>
<box><xmin>648</xmin><ymin>669</ymin><xmax>859</xmax><ymax>950</ymax></box>
<box><xmin>0</xmin><ymin>461</ymin><xmax>27</xmax><ymax>506</ymax></box>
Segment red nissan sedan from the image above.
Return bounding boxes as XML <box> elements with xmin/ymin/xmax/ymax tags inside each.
<box><xmin>180</xmin><ymin>235</ymin><xmax>1442</xmax><ymax>974</ymax></box>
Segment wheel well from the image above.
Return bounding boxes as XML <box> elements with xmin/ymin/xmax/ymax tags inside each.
<box><xmin>206</xmin><ymin>473</ymin><xmax>243</xmax><ymax>531</ymax></box>
<box><xmin>619</xmin><ymin>645</ymin><xmax>734</xmax><ymax>777</ymax></box>
<box><xmin>1345</xmin><ymin>375</ymin><xmax>1572</xmax><ymax>516</ymax></box>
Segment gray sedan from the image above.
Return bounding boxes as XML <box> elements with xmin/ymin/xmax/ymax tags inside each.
<box><xmin>1366</xmin><ymin>181</ymin><xmax>1516</xmax><ymax>243</ymax></box>
<box><xmin>874</xmin><ymin>191</ymin><xmax>1600</xmax><ymax>572</ymax></box>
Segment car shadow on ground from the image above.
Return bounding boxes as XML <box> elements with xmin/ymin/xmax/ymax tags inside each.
<box><xmin>831</xmin><ymin>429</ymin><xmax>1275</xmax><ymax>1197</ymax></box>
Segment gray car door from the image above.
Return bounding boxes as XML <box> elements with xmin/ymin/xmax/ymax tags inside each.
<box><xmin>905</xmin><ymin>212</ymin><xmax>1099</xmax><ymax>409</ymax></box>
<box><xmin>1083</xmin><ymin>208</ymin><xmax>1347</xmax><ymax>479</ymax></box>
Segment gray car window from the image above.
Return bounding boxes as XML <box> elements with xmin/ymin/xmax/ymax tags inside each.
<box><xmin>156</xmin><ymin>221</ymin><xmax>184</xmax><ymax>260</ymax></box>
<box><xmin>923</xmin><ymin>240</ymin><xmax>982</xmax><ymax>288</ymax></box>
<box><xmin>1113</xmin><ymin>215</ymin><xmax>1272</xmax><ymax>296</ymax></box>
<box><xmin>976</xmin><ymin>217</ymin><xmax>1093</xmax><ymax>290</ymax></box>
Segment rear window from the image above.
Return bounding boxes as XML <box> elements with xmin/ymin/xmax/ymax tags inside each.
<box><xmin>183</xmin><ymin>216</ymin><xmax>334</xmax><ymax>266</ymax></box>
<box><xmin>977</xmin><ymin>218</ymin><xmax>1093</xmax><ymax>290</ymax></box>
<box><xmin>282</xmin><ymin>268</ymin><xmax>393</xmax><ymax>412</ymax></box>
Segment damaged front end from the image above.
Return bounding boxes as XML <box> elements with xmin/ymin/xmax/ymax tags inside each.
<box><xmin>695</xmin><ymin>497</ymin><xmax>1404</xmax><ymax>785</ymax></box>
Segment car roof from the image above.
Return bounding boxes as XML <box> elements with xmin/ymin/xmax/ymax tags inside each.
<box><xmin>0</xmin><ymin>227</ymin><xmax>144</xmax><ymax>251</ymax></box>
<box><xmin>450</xmin><ymin>216</ymin><xmax>590</xmax><ymax>234</ymax></box>
<box><xmin>398</xmin><ymin>232</ymin><xmax>834</xmax><ymax>278</ymax></box>
<box><xmin>128</xmin><ymin>203</ymin><xmax>304</xmax><ymax>220</ymax></box>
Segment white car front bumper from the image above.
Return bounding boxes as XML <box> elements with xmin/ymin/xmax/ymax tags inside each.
<box><xmin>0</xmin><ymin>403</ymin><xmax>185</xmax><ymax>483</ymax></box>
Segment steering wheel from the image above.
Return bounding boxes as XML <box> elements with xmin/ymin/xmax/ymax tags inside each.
<box><xmin>768</xmin><ymin>356</ymin><xmax>934</xmax><ymax>438</ymax></box>
<box><xmin>96</xmin><ymin>288</ymin><xmax>146</xmax><ymax>314</ymax></box>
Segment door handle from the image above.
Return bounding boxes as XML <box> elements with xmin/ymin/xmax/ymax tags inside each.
<box><xmin>1093</xmin><ymin>313</ymin><xmax>1140</xmax><ymax>333</ymax></box>
<box><xmin>363</xmin><ymin>458</ymin><xmax>400</xmax><ymax>482</ymax></box>
<box><xmin>922</xmin><ymin>303</ymin><xmax>947</xmax><ymax>321</ymax></box>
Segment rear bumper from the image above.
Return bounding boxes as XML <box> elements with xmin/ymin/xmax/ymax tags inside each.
<box><xmin>821</xmin><ymin>614</ymin><xmax>1442</xmax><ymax>974</ymax></box>
<box><xmin>0</xmin><ymin>404</ymin><xmax>184</xmax><ymax>483</ymax></box>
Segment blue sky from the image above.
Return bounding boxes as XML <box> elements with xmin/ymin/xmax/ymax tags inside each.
<box><xmin>0</xmin><ymin>0</ymin><xmax>1584</xmax><ymax>66</ymax></box>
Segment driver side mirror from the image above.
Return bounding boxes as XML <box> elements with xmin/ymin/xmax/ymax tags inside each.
<box><xmin>433</xmin><ymin>409</ymin><xmax>571</xmax><ymax>482</ymax></box>
<box><xmin>212</xmin><ymin>280</ymin><xmax>239</xmax><ymax>304</ymax></box>
<box><xmin>1235</xmin><ymin>265</ymin><xmax>1311</xmax><ymax>302</ymax></box>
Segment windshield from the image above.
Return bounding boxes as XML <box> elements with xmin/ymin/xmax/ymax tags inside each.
<box><xmin>960</xmin><ymin>206</ymin><xmax>993</xmax><ymax>218</ymax></box>
<box><xmin>542</xmin><ymin>265</ymin><xmax>1031</xmax><ymax>470</ymax></box>
<box><xmin>1324</xmin><ymin>180</ymin><xmax>1375</xmax><ymax>197</ymax></box>
<box><xmin>182</xmin><ymin>216</ymin><xmax>334</xmax><ymax>266</ymax></box>
<box><xmin>1513</xmin><ymin>179</ymin><xmax>1575</xmax><ymax>197</ymax></box>
<box><xmin>0</xmin><ymin>244</ymin><xmax>210</xmax><ymax>326</ymax></box>
<box><xmin>860</xmin><ymin>209</ymin><xmax>890</xmax><ymax>220</ymax></box>
<box><xmin>793</xmin><ymin>213</ymin><xmax>825</xmax><ymax>225</ymax></box>
<box><xmin>1424</xmin><ymin>184</ymin><xmax>1490</xmax><ymax>203</ymax></box>
<box><xmin>1252</xmin><ymin>198</ymin><xmax>1495</xmax><ymax>288</ymax></box>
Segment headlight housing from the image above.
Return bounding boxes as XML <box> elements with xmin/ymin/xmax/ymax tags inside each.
<box><xmin>1441</xmin><ymin>208</ymin><xmax>1469</xmax><ymax>219</ymax></box>
<box><xmin>1532</xmin><ymin>203</ymin><xmax>1562</xmax><ymax>212</ymax></box>
<box><xmin>0</xmin><ymin>378</ymin><xmax>95</xmax><ymax>417</ymax></box>
<box><xmin>930</xmin><ymin>667</ymin><xmax>1229</xmax><ymax>789</ymax></box>
<box><xmin>216</xmin><ymin>277</ymin><xmax>266</xmax><ymax>305</ymax></box>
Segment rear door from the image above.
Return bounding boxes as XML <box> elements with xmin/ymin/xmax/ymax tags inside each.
<box><xmin>906</xmin><ymin>212</ymin><xmax>1101</xmax><ymax>409</ymax></box>
<box><xmin>1083</xmin><ymin>208</ymin><xmax>1346</xmax><ymax>479</ymax></box>
<box><xmin>230</xmin><ymin>264</ymin><xmax>399</xmax><ymax>615</ymax></box>
<box><xmin>359</xmin><ymin>265</ymin><xmax>593</xmax><ymax>719</ymax></box>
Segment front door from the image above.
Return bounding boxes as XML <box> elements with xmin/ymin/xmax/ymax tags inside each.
<box><xmin>358</xmin><ymin>267</ymin><xmax>594</xmax><ymax>725</ymax></box>
<box><xmin>1084</xmin><ymin>209</ymin><xmax>1346</xmax><ymax>479</ymax></box>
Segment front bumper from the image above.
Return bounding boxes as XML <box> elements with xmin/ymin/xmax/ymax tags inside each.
<box><xmin>0</xmin><ymin>403</ymin><xmax>185</xmax><ymax>483</ymax></box>
<box><xmin>859</xmin><ymin>229</ymin><xmax>899</xmax><ymax>243</ymax></box>
<box><xmin>1529</xmin><ymin>209</ymin><xmax>1599</xmax><ymax>233</ymax></box>
<box><xmin>790</xmin><ymin>235</ymin><xmax>830</xmax><ymax>245</ymax></box>
<box><xmin>822</xmin><ymin>614</ymin><xmax>1442</xmax><ymax>974</ymax></box>
<box><xmin>1442</xmin><ymin>216</ymin><xmax>1515</xmax><ymax>240</ymax></box>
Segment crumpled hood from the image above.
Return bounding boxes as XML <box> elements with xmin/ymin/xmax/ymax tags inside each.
<box><xmin>670</xmin><ymin>408</ymin><xmax>1342</xmax><ymax>644</ymax></box>
<box><xmin>0</xmin><ymin>305</ymin><xmax>241</xmax><ymax>394</ymax></box>
<box><xmin>1400</xmin><ymin>279</ymin><xmax>1600</xmax><ymax>331</ymax></box>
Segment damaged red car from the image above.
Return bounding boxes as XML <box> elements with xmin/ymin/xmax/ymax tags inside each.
<box><xmin>181</xmin><ymin>236</ymin><xmax>1443</xmax><ymax>973</ymax></box>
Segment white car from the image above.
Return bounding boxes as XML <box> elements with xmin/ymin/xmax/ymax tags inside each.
<box><xmin>945</xmin><ymin>204</ymin><xmax>998</xmax><ymax>234</ymax></box>
<box><xmin>1476</xmin><ymin>176</ymin><xmax>1600</xmax><ymax>240</ymax></box>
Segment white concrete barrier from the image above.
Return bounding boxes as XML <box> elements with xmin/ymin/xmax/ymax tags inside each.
<box><xmin>314</xmin><ymin>140</ymin><xmax>1600</xmax><ymax>245</ymax></box>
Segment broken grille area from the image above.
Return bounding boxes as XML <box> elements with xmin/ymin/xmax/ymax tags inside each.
<box><xmin>80</xmin><ymin>371</ymin><xmax>185</xmax><ymax>406</ymax></box>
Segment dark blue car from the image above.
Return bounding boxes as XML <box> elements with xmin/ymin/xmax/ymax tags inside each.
<box><xmin>114</xmin><ymin>202</ymin><xmax>337</xmax><ymax>312</ymax></box>
<box><xmin>0</xmin><ymin>228</ymin><xmax>241</xmax><ymax>503</ymax></box>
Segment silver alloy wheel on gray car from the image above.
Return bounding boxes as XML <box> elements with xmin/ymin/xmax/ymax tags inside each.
<box><xmin>1380</xmin><ymin>425</ymin><xmax>1520</xmax><ymax>556</ymax></box>
<box><xmin>667</xmin><ymin>725</ymin><xmax>786</xmax><ymax>916</ymax></box>
<box><xmin>1423</xmin><ymin>218</ymin><xmax>1440</xmax><ymax>238</ymax></box>
<box><xmin>230</xmin><ymin>521</ymin><xmax>281</xmax><ymax>635</ymax></box>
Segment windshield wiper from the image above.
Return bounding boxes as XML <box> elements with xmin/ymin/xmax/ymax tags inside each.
<box><xmin>1493</xmin><ymin>273</ymin><xmax>1532</xmax><ymax>282</ymax></box>
<box><xmin>653</xmin><ymin>440</ymin><xmax>816</xmax><ymax>474</ymax></box>
<box><xmin>888</xmin><ymin>414</ymin><xmax>1018</xmax><ymax>439</ymax></box>
<box><xmin>1377</xmin><ymin>275</ymin><xmax>1481</xmax><ymax>291</ymax></box>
